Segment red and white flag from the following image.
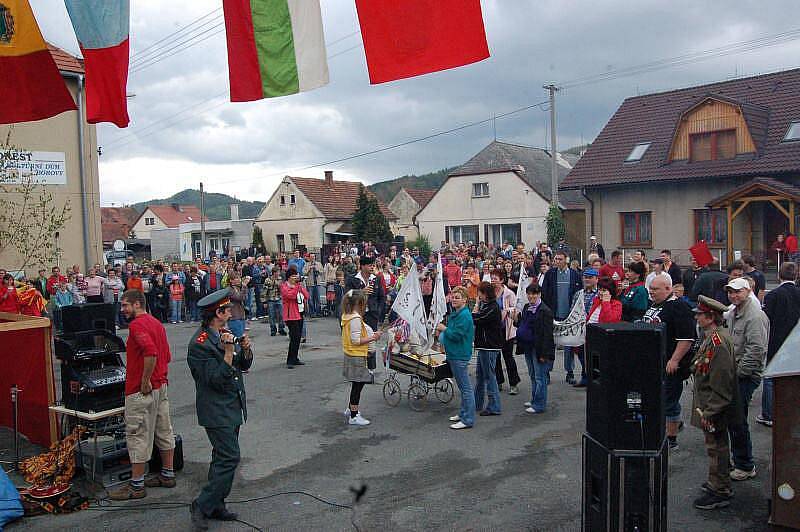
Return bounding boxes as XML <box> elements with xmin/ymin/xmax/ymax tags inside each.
<box><xmin>355</xmin><ymin>0</ymin><xmax>490</xmax><ymax>84</ymax></box>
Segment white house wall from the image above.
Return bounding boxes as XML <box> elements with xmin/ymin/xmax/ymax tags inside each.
<box><xmin>416</xmin><ymin>171</ymin><xmax>551</xmax><ymax>246</ymax></box>
<box><xmin>256</xmin><ymin>180</ymin><xmax>326</xmax><ymax>251</ymax></box>
<box><xmin>388</xmin><ymin>189</ymin><xmax>421</xmax><ymax>240</ymax></box>
<box><xmin>131</xmin><ymin>207</ymin><xmax>168</xmax><ymax>241</ymax></box>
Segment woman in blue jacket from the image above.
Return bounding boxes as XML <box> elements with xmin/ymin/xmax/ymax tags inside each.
<box><xmin>436</xmin><ymin>286</ymin><xmax>475</xmax><ymax>429</ymax></box>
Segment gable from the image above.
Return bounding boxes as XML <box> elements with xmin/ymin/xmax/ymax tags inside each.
<box><xmin>668</xmin><ymin>98</ymin><xmax>757</xmax><ymax>161</ymax></box>
<box><xmin>258</xmin><ymin>179</ymin><xmax>324</xmax><ymax>220</ymax></box>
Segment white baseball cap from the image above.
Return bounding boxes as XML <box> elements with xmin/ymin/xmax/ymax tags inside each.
<box><xmin>725</xmin><ymin>278</ymin><xmax>750</xmax><ymax>291</ymax></box>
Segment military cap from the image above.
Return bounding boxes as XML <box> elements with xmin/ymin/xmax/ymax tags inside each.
<box><xmin>693</xmin><ymin>295</ymin><xmax>728</xmax><ymax>315</ymax></box>
<box><xmin>198</xmin><ymin>288</ymin><xmax>233</xmax><ymax>313</ymax></box>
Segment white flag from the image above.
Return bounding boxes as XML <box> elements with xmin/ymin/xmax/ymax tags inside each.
<box><xmin>515</xmin><ymin>266</ymin><xmax>531</xmax><ymax>312</ymax></box>
<box><xmin>553</xmin><ymin>296</ymin><xmax>587</xmax><ymax>347</ymax></box>
<box><xmin>390</xmin><ymin>268</ymin><xmax>428</xmax><ymax>343</ymax></box>
<box><xmin>425</xmin><ymin>253</ymin><xmax>448</xmax><ymax>351</ymax></box>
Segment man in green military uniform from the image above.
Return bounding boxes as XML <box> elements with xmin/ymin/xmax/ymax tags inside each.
<box><xmin>187</xmin><ymin>288</ymin><xmax>253</xmax><ymax>530</ymax></box>
<box><xmin>690</xmin><ymin>295</ymin><xmax>740</xmax><ymax>510</ymax></box>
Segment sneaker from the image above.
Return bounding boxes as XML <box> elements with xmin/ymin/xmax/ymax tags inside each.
<box><xmin>524</xmin><ymin>401</ymin><xmax>532</xmax><ymax>407</ymax></box>
<box><xmin>479</xmin><ymin>410</ymin><xmax>501</xmax><ymax>416</ymax></box>
<box><xmin>730</xmin><ymin>467</ymin><xmax>756</xmax><ymax>481</ymax></box>
<box><xmin>525</xmin><ymin>407</ymin><xmax>541</xmax><ymax>414</ymax></box>
<box><xmin>349</xmin><ymin>413</ymin><xmax>370</xmax><ymax>426</ymax></box>
<box><xmin>250</xmin><ymin>317</ymin><xmax>259</xmax><ymax>322</ymax></box>
<box><xmin>108</xmin><ymin>484</ymin><xmax>146</xmax><ymax>500</ymax></box>
<box><xmin>509</xmin><ymin>386</ymin><xmax>519</xmax><ymax>395</ymax></box>
<box><xmin>449</xmin><ymin>415</ymin><xmax>461</xmax><ymax>422</ymax></box>
<box><xmin>144</xmin><ymin>474</ymin><xmax>176</xmax><ymax>488</ymax></box>
<box><xmin>450</xmin><ymin>421</ymin><xmax>471</xmax><ymax>430</ymax></box>
<box><xmin>693</xmin><ymin>491</ymin><xmax>731</xmax><ymax>510</ymax></box>
<box><xmin>755</xmin><ymin>415</ymin><xmax>773</xmax><ymax>427</ymax></box>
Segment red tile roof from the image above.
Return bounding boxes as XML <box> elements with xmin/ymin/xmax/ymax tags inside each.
<box><xmin>290</xmin><ymin>176</ymin><xmax>397</xmax><ymax>220</ymax></box>
<box><xmin>47</xmin><ymin>43</ymin><xmax>84</xmax><ymax>74</ymax></box>
<box><xmin>143</xmin><ymin>204</ymin><xmax>206</xmax><ymax>227</ymax></box>
<box><xmin>561</xmin><ymin>68</ymin><xmax>800</xmax><ymax>190</ymax></box>
<box><xmin>403</xmin><ymin>188</ymin><xmax>437</xmax><ymax>210</ymax></box>
<box><xmin>101</xmin><ymin>207</ymin><xmax>139</xmax><ymax>242</ymax></box>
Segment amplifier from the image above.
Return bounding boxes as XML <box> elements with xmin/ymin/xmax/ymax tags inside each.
<box><xmin>582</xmin><ymin>433</ymin><xmax>668</xmax><ymax>532</ymax></box>
<box><xmin>77</xmin><ymin>434</ymin><xmax>134</xmax><ymax>487</ymax></box>
<box><xmin>61</xmin><ymin>364</ymin><xmax>126</xmax><ymax>413</ymax></box>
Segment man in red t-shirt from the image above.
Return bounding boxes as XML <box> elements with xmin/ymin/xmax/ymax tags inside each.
<box><xmin>600</xmin><ymin>250</ymin><xmax>625</xmax><ymax>291</ymax></box>
<box><xmin>109</xmin><ymin>289</ymin><xmax>176</xmax><ymax>501</ymax></box>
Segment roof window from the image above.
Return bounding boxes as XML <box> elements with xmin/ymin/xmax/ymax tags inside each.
<box><xmin>625</xmin><ymin>142</ymin><xmax>651</xmax><ymax>162</ymax></box>
<box><xmin>783</xmin><ymin>121</ymin><xmax>800</xmax><ymax>142</ymax></box>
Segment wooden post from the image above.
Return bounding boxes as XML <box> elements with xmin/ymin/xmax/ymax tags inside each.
<box><xmin>727</xmin><ymin>203</ymin><xmax>734</xmax><ymax>263</ymax></box>
<box><xmin>790</xmin><ymin>201</ymin><xmax>796</xmax><ymax>235</ymax></box>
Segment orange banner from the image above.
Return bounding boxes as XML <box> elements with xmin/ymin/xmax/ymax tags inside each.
<box><xmin>0</xmin><ymin>0</ymin><xmax>49</xmax><ymax>57</ymax></box>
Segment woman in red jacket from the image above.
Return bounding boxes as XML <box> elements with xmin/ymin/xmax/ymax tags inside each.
<box><xmin>586</xmin><ymin>276</ymin><xmax>622</xmax><ymax>324</ymax></box>
<box><xmin>0</xmin><ymin>274</ymin><xmax>19</xmax><ymax>314</ymax></box>
<box><xmin>281</xmin><ymin>267</ymin><xmax>310</xmax><ymax>368</ymax></box>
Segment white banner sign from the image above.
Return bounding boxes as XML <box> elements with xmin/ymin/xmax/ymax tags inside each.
<box><xmin>0</xmin><ymin>150</ymin><xmax>67</xmax><ymax>185</ymax></box>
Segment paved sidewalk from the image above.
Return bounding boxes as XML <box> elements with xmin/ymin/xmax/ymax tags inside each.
<box><xmin>3</xmin><ymin>316</ymin><xmax>772</xmax><ymax>531</ymax></box>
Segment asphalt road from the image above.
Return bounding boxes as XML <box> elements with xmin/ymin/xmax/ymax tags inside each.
<box><xmin>6</xmin><ymin>316</ymin><xmax>773</xmax><ymax>531</ymax></box>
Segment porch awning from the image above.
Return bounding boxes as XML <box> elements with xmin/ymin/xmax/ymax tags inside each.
<box><xmin>707</xmin><ymin>177</ymin><xmax>800</xmax><ymax>208</ymax></box>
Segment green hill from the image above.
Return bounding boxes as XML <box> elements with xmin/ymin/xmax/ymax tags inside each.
<box><xmin>130</xmin><ymin>189</ymin><xmax>265</xmax><ymax>221</ymax></box>
<box><xmin>368</xmin><ymin>167</ymin><xmax>455</xmax><ymax>204</ymax></box>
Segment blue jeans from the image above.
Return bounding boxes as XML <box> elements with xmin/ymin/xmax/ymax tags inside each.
<box><xmin>228</xmin><ymin>319</ymin><xmax>245</xmax><ymax>338</ymax></box>
<box><xmin>309</xmin><ymin>285</ymin><xmax>322</xmax><ymax>316</ymax></box>
<box><xmin>245</xmin><ymin>288</ymin><xmax>254</xmax><ymax>318</ymax></box>
<box><xmin>761</xmin><ymin>377</ymin><xmax>773</xmax><ymax>421</ymax></box>
<box><xmin>188</xmin><ymin>299</ymin><xmax>199</xmax><ymax>321</ymax></box>
<box><xmin>524</xmin><ymin>351</ymin><xmax>553</xmax><ymax>412</ymax></box>
<box><xmin>267</xmin><ymin>300</ymin><xmax>285</xmax><ymax>334</ymax></box>
<box><xmin>449</xmin><ymin>359</ymin><xmax>475</xmax><ymax>427</ymax></box>
<box><xmin>563</xmin><ymin>346</ymin><xmax>575</xmax><ymax>378</ymax></box>
<box><xmin>170</xmin><ymin>299</ymin><xmax>181</xmax><ymax>322</ymax></box>
<box><xmin>729</xmin><ymin>377</ymin><xmax>760</xmax><ymax>472</ymax></box>
<box><xmin>253</xmin><ymin>284</ymin><xmax>265</xmax><ymax>317</ymax></box>
<box><xmin>663</xmin><ymin>374</ymin><xmax>684</xmax><ymax>422</ymax></box>
<box><xmin>474</xmin><ymin>349</ymin><xmax>501</xmax><ymax>414</ymax></box>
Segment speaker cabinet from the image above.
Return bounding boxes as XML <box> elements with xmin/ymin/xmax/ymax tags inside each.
<box><xmin>60</xmin><ymin>303</ymin><xmax>116</xmax><ymax>335</ymax></box>
<box><xmin>586</xmin><ymin>322</ymin><xmax>666</xmax><ymax>451</ymax></box>
<box><xmin>582</xmin><ymin>433</ymin><xmax>668</xmax><ymax>532</ymax></box>
<box><xmin>770</xmin><ymin>375</ymin><xmax>800</xmax><ymax>529</ymax></box>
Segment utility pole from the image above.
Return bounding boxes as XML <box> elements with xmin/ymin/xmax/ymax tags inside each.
<box><xmin>544</xmin><ymin>83</ymin><xmax>560</xmax><ymax>206</ymax></box>
<box><xmin>200</xmin><ymin>181</ymin><xmax>206</xmax><ymax>260</ymax></box>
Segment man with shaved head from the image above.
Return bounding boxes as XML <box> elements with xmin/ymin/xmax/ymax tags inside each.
<box><xmin>642</xmin><ymin>275</ymin><xmax>696</xmax><ymax>452</ymax></box>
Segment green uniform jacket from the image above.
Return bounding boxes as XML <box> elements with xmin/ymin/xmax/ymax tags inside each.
<box><xmin>690</xmin><ymin>327</ymin><xmax>740</xmax><ymax>431</ymax></box>
<box><xmin>187</xmin><ymin>326</ymin><xmax>253</xmax><ymax>428</ymax></box>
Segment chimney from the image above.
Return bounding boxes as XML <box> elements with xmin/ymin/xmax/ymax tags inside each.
<box><xmin>230</xmin><ymin>203</ymin><xmax>240</xmax><ymax>221</ymax></box>
<box><xmin>324</xmin><ymin>170</ymin><xmax>333</xmax><ymax>186</ymax></box>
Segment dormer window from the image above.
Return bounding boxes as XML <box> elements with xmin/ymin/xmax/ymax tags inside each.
<box><xmin>783</xmin><ymin>120</ymin><xmax>800</xmax><ymax>142</ymax></box>
<box><xmin>690</xmin><ymin>130</ymin><xmax>736</xmax><ymax>162</ymax></box>
<box><xmin>625</xmin><ymin>142</ymin><xmax>650</xmax><ymax>162</ymax></box>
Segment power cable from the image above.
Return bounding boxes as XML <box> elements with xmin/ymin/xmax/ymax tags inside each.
<box><xmin>130</xmin><ymin>23</ymin><xmax>225</xmax><ymax>73</ymax></box>
<box><xmin>130</xmin><ymin>8</ymin><xmax>221</xmax><ymax>61</ymax></box>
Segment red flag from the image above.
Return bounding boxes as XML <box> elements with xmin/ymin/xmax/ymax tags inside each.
<box><xmin>690</xmin><ymin>241</ymin><xmax>714</xmax><ymax>267</ymax></box>
<box><xmin>355</xmin><ymin>0</ymin><xmax>490</xmax><ymax>84</ymax></box>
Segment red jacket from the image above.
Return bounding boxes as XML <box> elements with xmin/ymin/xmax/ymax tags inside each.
<box><xmin>46</xmin><ymin>274</ymin><xmax>66</xmax><ymax>295</ymax></box>
<box><xmin>0</xmin><ymin>285</ymin><xmax>19</xmax><ymax>313</ymax></box>
<box><xmin>786</xmin><ymin>235</ymin><xmax>798</xmax><ymax>254</ymax></box>
<box><xmin>281</xmin><ymin>282</ymin><xmax>310</xmax><ymax>321</ymax></box>
<box><xmin>587</xmin><ymin>298</ymin><xmax>622</xmax><ymax>323</ymax></box>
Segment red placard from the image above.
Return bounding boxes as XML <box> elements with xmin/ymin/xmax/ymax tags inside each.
<box><xmin>690</xmin><ymin>241</ymin><xmax>715</xmax><ymax>267</ymax></box>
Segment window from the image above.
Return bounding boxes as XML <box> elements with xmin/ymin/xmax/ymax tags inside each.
<box><xmin>621</xmin><ymin>212</ymin><xmax>652</xmax><ymax>247</ymax></box>
<box><xmin>290</xmin><ymin>233</ymin><xmax>299</xmax><ymax>250</ymax></box>
<box><xmin>484</xmin><ymin>223</ymin><xmax>522</xmax><ymax>246</ymax></box>
<box><xmin>690</xmin><ymin>130</ymin><xmax>736</xmax><ymax>162</ymax></box>
<box><xmin>209</xmin><ymin>238</ymin><xmax>219</xmax><ymax>253</ymax></box>
<box><xmin>290</xmin><ymin>194</ymin><xmax>296</xmax><ymax>205</ymax></box>
<box><xmin>193</xmin><ymin>240</ymin><xmax>201</xmax><ymax>258</ymax></box>
<box><xmin>280</xmin><ymin>195</ymin><xmax>286</xmax><ymax>206</ymax></box>
<box><xmin>445</xmin><ymin>225</ymin><xmax>479</xmax><ymax>244</ymax></box>
<box><xmin>144</xmin><ymin>217</ymin><xmax>155</xmax><ymax>226</ymax></box>
<box><xmin>694</xmin><ymin>209</ymin><xmax>727</xmax><ymax>245</ymax></box>
<box><xmin>221</xmin><ymin>238</ymin><xmax>230</xmax><ymax>253</ymax></box>
<box><xmin>472</xmin><ymin>182</ymin><xmax>489</xmax><ymax>198</ymax></box>
<box><xmin>783</xmin><ymin>120</ymin><xmax>800</xmax><ymax>142</ymax></box>
<box><xmin>625</xmin><ymin>142</ymin><xmax>651</xmax><ymax>162</ymax></box>
<box><xmin>277</xmin><ymin>234</ymin><xmax>285</xmax><ymax>253</ymax></box>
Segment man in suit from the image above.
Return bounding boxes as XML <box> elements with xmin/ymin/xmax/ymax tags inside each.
<box><xmin>542</xmin><ymin>251</ymin><xmax>582</xmax><ymax>383</ymax></box>
<box><xmin>187</xmin><ymin>288</ymin><xmax>253</xmax><ymax>530</ymax></box>
<box><xmin>758</xmin><ymin>261</ymin><xmax>800</xmax><ymax>426</ymax></box>
<box><xmin>344</xmin><ymin>256</ymin><xmax>385</xmax><ymax>330</ymax></box>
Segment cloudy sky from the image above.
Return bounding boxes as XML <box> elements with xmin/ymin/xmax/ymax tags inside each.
<box><xmin>31</xmin><ymin>0</ymin><xmax>800</xmax><ymax>206</ymax></box>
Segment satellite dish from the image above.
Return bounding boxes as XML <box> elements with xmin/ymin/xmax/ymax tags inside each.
<box><xmin>113</xmin><ymin>239</ymin><xmax>125</xmax><ymax>251</ymax></box>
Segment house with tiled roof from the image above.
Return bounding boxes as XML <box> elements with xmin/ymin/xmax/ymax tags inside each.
<box><xmin>101</xmin><ymin>207</ymin><xmax>139</xmax><ymax>245</ymax></box>
<box><xmin>388</xmin><ymin>187</ymin><xmax>437</xmax><ymax>240</ymax></box>
<box><xmin>255</xmin><ymin>171</ymin><xmax>397</xmax><ymax>252</ymax></box>
<box><xmin>561</xmin><ymin>68</ymin><xmax>800</xmax><ymax>267</ymax></box>
<box><xmin>131</xmin><ymin>204</ymin><xmax>205</xmax><ymax>241</ymax></box>
<box><xmin>415</xmin><ymin>141</ymin><xmax>585</xmax><ymax>251</ymax></box>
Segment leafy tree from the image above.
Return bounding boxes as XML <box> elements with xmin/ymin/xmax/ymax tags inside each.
<box><xmin>408</xmin><ymin>234</ymin><xmax>432</xmax><ymax>262</ymax></box>
<box><xmin>352</xmin><ymin>184</ymin><xmax>393</xmax><ymax>243</ymax></box>
<box><xmin>546</xmin><ymin>203</ymin><xmax>566</xmax><ymax>246</ymax></box>
<box><xmin>251</xmin><ymin>225</ymin><xmax>265</xmax><ymax>252</ymax></box>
